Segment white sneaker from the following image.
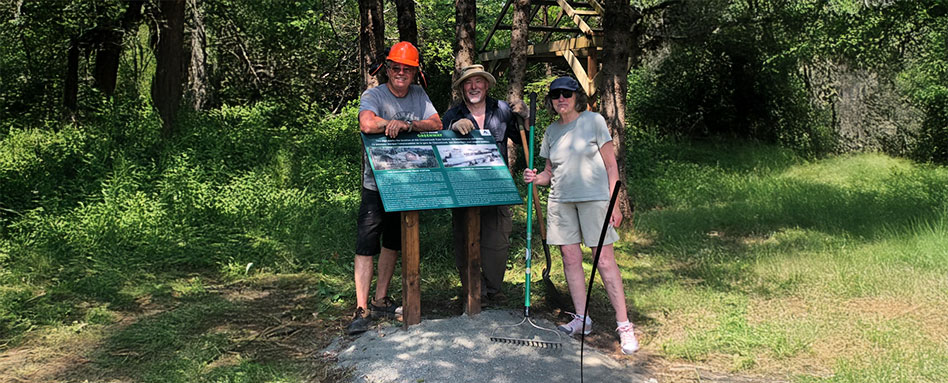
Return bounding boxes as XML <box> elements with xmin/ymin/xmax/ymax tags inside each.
<box><xmin>617</xmin><ymin>324</ymin><xmax>639</xmax><ymax>354</ymax></box>
<box><xmin>558</xmin><ymin>312</ymin><xmax>593</xmax><ymax>336</ymax></box>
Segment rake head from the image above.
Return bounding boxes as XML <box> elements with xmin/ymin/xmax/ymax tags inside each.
<box><xmin>489</xmin><ymin>316</ymin><xmax>564</xmax><ymax>349</ymax></box>
<box><xmin>490</xmin><ymin>336</ymin><xmax>562</xmax><ymax>349</ymax></box>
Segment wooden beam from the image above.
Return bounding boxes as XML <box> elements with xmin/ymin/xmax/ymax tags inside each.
<box><xmin>573</xmin><ymin>9</ymin><xmax>599</xmax><ymax>16</ymax></box>
<box><xmin>478</xmin><ymin>35</ymin><xmax>602</xmax><ymax>63</ymax></box>
<box><xmin>481</xmin><ymin>0</ymin><xmax>513</xmax><ymax>52</ymax></box>
<box><xmin>535</xmin><ymin>35</ymin><xmax>602</xmax><ymax>56</ymax></box>
<box><xmin>495</xmin><ymin>24</ymin><xmax>599</xmax><ymax>34</ymax></box>
<box><xmin>533</xmin><ymin>0</ymin><xmax>593</xmax><ymax>8</ymax></box>
<box><xmin>586</xmin><ymin>0</ymin><xmax>605</xmax><ymax>16</ymax></box>
<box><xmin>562</xmin><ymin>49</ymin><xmax>593</xmax><ymax>96</ymax></box>
<box><xmin>401</xmin><ymin>211</ymin><xmax>421</xmax><ymax>327</ymax></box>
<box><xmin>555</xmin><ymin>0</ymin><xmax>595</xmax><ymax>36</ymax></box>
<box><xmin>462</xmin><ymin>207</ymin><xmax>481</xmax><ymax>316</ymax></box>
<box><xmin>541</xmin><ymin>10</ymin><xmax>566</xmax><ymax>44</ymax></box>
<box><xmin>587</xmin><ymin>47</ymin><xmax>598</xmax><ymax>108</ymax></box>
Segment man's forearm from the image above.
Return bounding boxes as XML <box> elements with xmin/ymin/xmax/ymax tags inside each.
<box><xmin>411</xmin><ymin>116</ymin><xmax>442</xmax><ymax>132</ymax></box>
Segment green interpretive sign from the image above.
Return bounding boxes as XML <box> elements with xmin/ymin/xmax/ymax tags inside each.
<box><xmin>362</xmin><ymin>130</ymin><xmax>524</xmax><ymax>212</ymax></box>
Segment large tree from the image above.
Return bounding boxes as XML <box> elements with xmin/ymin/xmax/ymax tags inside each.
<box><xmin>506</xmin><ymin>0</ymin><xmax>529</xmax><ymax>105</ymax></box>
<box><xmin>599</xmin><ymin>0</ymin><xmax>639</xmax><ymax>224</ymax></box>
<box><xmin>599</xmin><ymin>0</ymin><xmax>682</xmax><ymax>223</ymax></box>
<box><xmin>186</xmin><ymin>0</ymin><xmax>207</xmax><ymax>110</ymax></box>
<box><xmin>151</xmin><ymin>0</ymin><xmax>187</xmax><ymax>137</ymax></box>
<box><xmin>505</xmin><ymin>0</ymin><xmax>530</xmax><ymax>170</ymax></box>
<box><xmin>394</xmin><ymin>0</ymin><xmax>418</xmax><ymax>45</ymax></box>
<box><xmin>359</xmin><ymin>0</ymin><xmax>384</xmax><ymax>89</ymax></box>
<box><xmin>452</xmin><ymin>0</ymin><xmax>476</xmax><ymax>102</ymax></box>
<box><xmin>93</xmin><ymin>0</ymin><xmax>144</xmax><ymax>96</ymax></box>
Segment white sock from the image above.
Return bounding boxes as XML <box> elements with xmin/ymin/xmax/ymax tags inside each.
<box><xmin>617</xmin><ymin>320</ymin><xmax>631</xmax><ymax>328</ymax></box>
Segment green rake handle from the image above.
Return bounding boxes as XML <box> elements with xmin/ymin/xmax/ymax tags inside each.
<box><xmin>524</xmin><ymin>92</ymin><xmax>537</xmax><ymax>318</ymax></box>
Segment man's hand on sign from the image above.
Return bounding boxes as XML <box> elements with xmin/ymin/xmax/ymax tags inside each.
<box><xmin>385</xmin><ymin>119</ymin><xmax>411</xmax><ymax>138</ymax></box>
<box><xmin>451</xmin><ymin>119</ymin><xmax>475</xmax><ymax>135</ymax></box>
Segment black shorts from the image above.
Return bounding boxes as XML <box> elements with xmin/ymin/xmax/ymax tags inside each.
<box><xmin>355</xmin><ymin>187</ymin><xmax>401</xmax><ymax>256</ymax></box>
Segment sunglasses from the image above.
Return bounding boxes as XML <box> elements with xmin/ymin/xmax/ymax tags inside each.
<box><xmin>387</xmin><ymin>64</ymin><xmax>417</xmax><ymax>74</ymax></box>
<box><xmin>549</xmin><ymin>89</ymin><xmax>574</xmax><ymax>99</ymax></box>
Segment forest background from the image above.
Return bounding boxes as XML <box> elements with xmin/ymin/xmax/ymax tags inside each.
<box><xmin>1</xmin><ymin>0</ymin><xmax>947</xmax><ymax>382</ymax></box>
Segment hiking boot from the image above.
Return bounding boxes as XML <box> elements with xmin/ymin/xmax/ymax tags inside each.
<box><xmin>558</xmin><ymin>312</ymin><xmax>592</xmax><ymax>336</ymax></box>
<box><xmin>617</xmin><ymin>324</ymin><xmax>639</xmax><ymax>354</ymax></box>
<box><xmin>369</xmin><ymin>296</ymin><xmax>399</xmax><ymax>319</ymax></box>
<box><xmin>346</xmin><ymin>307</ymin><xmax>370</xmax><ymax>335</ymax></box>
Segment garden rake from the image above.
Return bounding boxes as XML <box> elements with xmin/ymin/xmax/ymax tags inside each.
<box><xmin>489</xmin><ymin>93</ymin><xmax>563</xmax><ymax>349</ymax></box>
<box><xmin>515</xmin><ymin>108</ymin><xmax>568</xmax><ymax>313</ymax></box>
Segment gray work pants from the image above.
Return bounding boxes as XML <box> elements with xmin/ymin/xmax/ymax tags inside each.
<box><xmin>452</xmin><ymin>205</ymin><xmax>513</xmax><ymax>296</ymax></box>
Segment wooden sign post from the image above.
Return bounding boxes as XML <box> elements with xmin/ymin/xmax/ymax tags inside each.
<box><xmin>400</xmin><ymin>211</ymin><xmax>421</xmax><ymax>326</ymax></box>
<box><xmin>401</xmin><ymin>208</ymin><xmax>482</xmax><ymax>328</ymax></box>
<box><xmin>460</xmin><ymin>206</ymin><xmax>482</xmax><ymax>316</ymax></box>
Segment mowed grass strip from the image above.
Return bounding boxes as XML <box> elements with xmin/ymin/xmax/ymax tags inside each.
<box><xmin>624</xmin><ymin>142</ymin><xmax>948</xmax><ymax>382</ymax></box>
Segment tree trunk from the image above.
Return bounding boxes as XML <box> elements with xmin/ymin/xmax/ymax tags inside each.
<box><xmin>93</xmin><ymin>0</ymin><xmax>143</xmax><ymax>96</ymax></box>
<box><xmin>506</xmin><ymin>0</ymin><xmax>529</xmax><ymax>104</ymax></box>
<box><xmin>64</xmin><ymin>39</ymin><xmax>79</xmax><ymax>116</ymax></box>
<box><xmin>599</xmin><ymin>0</ymin><xmax>639</xmax><ymax>227</ymax></box>
<box><xmin>187</xmin><ymin>0</ymin><xmax>207</xmax><ymax>110</ymax></box>
<box><xmin>151</xmin><ymin>0</ymin><xmax>187</xmax><ymax>138</ymax></box>
<box><xmin>359</xmin><ymin>0</ymin><xmax>385</xmax><ymax>89</ymax></box>
<box><xmin>394</xmin><ymin>0</ymin><xmax>418</xmax><ymax>45</ymax></box>
<box><xmin>452</xmin><ymin>0</ymin><xmax>476</xmax><ymax>103</ymax></box>
<box><xmin>506</xmin><ymin>0</ymin><xmax>530</xmax><ymax>173</ymax></box>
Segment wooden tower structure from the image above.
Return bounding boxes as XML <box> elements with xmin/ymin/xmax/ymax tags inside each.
<box><xmin>478</xmin><ymin>0</ymin><xmax>606</xmax><ymax>101</ymax></box>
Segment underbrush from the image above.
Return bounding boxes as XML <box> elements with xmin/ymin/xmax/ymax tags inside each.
<box><xmin>0</xmin><ymin>101</ymin><xmax>369</xmax><ymax>344</ymax></box>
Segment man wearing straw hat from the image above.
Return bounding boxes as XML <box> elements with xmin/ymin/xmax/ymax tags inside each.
<box><xmin>442</xmin><ymin>64</ymin><xmax>526</xmax><ymax>304</ymax></box>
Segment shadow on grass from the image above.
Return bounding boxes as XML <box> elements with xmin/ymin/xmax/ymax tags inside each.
<box><xmin>55</xmin><ymin>275</ymin><xmax>351</xmax><ymax>383</ymax></box>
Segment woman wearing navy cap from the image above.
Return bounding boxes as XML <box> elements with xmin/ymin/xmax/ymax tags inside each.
<box><xmin>523</xmin><ymin>76</ymin><xmax>639</xmax><ymax>354</ymax></box>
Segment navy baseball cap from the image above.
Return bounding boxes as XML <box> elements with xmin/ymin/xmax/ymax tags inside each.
<box><xmin>549</xmin><ymin>77</ymin><xmax>580</xmax><ymax>91</ymax></box>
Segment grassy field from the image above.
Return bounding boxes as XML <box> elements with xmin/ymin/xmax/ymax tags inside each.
<box><xmin>618</xmin><ymin>142</ymin><xmax>948</xmax><ymax>381</ymax></box>
<box><xmin>2</xmin><ymin>136</ymin><xmax>947</xmax><ymax>382</ymax></box>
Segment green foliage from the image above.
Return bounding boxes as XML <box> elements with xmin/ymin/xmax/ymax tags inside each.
<box><xmin>628</xmin><ymin>1</ymin><xmax>836</xmax><ymax>154</ymax></box>
<box><xmin>0</xmin><ymin>101</ymin><xmax>368</xmax><ymax>343</ymax></box>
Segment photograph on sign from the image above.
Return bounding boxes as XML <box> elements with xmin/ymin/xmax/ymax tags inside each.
<box><xmin>369</xmin><ymin>146</ymin><xmax>438</xmax><ymax>170</ymax></box>
<box><xmin>438</xmin><ymin>144</ymin><xmax>505</xmax><ymax>168</ymax></box>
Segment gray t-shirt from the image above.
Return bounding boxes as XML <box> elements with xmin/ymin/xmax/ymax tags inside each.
<box><xmin>358</xmin><ymin>84</ymin><xmax>437</xmax><ymax>190</ymax></box>
<box><xmin>539</xmin><ymin>111</ymin><xmax>613</xmax><ymax>202</ymax></box>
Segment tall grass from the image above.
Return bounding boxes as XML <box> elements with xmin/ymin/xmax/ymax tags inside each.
<box><xmin>0</xmin><ymin>101</ymin><xmax>374</xmax><ymax>342</ymax></box>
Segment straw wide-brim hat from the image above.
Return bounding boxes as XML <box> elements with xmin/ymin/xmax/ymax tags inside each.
<box><xmin>453</xmin><ymin>64</ymin><xmax>496</xmax><ymax>90</ymax></box>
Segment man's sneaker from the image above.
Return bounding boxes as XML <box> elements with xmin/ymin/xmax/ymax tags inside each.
<box><xmin>369</xmin><ymin>296</ymin><xmax>399</xmax><ymax>319</ymax></box>
<box><xmin>558</xmin><ymin>312</ymin><xmax>593</xmax><ymax>336</ymax></box>
<box><xmin>617</xmin><ymin>324</ymin><xmax>639</xmax><ymax>354</ymax></box>
<box><xmin>346</xmin><ymin>307</ymin><xmax>370</xmax><ymax>335</ymax></box>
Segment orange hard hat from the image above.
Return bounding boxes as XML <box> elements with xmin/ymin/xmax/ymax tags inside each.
<box><xmin>386</xmin><ymin>41</ymin><xmax>420</xmax><ymax>67</ymax></box>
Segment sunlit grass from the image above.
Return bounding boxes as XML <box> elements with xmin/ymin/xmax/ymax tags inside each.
<box><xmin>623</xmin><ymin>141</ymin><xmax>948</xmax><ymax>381</ymax></box>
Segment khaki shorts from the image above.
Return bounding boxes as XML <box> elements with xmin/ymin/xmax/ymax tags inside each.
<box><xmin>546</xmin><ymin>199</ymin><xmax>619</xmax><ymax>248</ymax></box>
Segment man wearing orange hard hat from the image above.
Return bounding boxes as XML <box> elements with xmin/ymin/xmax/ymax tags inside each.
<box><xmin>348</xmin><ymin>41</ymin><xmax>441</xmax><ymax>335</ymax></box>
